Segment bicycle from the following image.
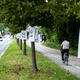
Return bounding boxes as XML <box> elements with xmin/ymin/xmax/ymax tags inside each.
<box><xmin>60</xmin><ymin>49</ymin><xmax>69</xmax><ymax>66</ymax></box>
<box><xmin>63</xmin><ymin>52</ymin><xmax>69</xmax><ymax>66</ymax></box>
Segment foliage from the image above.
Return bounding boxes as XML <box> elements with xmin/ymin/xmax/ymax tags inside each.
<box><xmin>44</xmin><ymin>0</ymin><xmax>80</xmax><ymax>50</ymax></box>
<box><xmin>0</xmin><ymin>0</ymin><xmax>80</xmax><ymax>49</ymax></box>
<box><xmin>0</xmin><ymin>0</ymin><xmax>53</xmax><ymax>30</ymax></box>
<box><xmin>55</xmin><ymin>14</ymin><xmax>79</xmax><ymax>49</ymax></box>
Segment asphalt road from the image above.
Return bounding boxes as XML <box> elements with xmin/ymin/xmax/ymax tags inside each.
<box><xmin>26</xmin><ymin>40</ymin><xmax>80</xmax><ymax>79</ymax></box>
<box><xmin>0</xmin><ymin>37</ymin><xmax>12</xmax><ymax>55</ymax></box>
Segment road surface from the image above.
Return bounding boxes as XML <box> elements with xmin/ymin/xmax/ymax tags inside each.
<box><xmin>0</xmin><ymin>37</ymin><xmax>12</xmax><ymax>56</ymax></box>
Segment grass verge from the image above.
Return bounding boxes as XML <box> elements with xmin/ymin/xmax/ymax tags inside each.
<box><xmin>42</xmin><ymin>41</ymin><xmax>78</xmax><ymax>56</ymax></box>
<box><xmin>0</xmin><ymin>41</ymin><xmax>79</xmax><ymax>80</ymax></box>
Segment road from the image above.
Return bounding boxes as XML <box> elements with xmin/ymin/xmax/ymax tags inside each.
<box><xmin>26</xmin><ymin>41</ymin><xmax>80</xmax><ymax>79</ymax></box>
<box><xmin>0</xmin><ymin>37</ymin><xmax>12</xmax><ymax>55</ymax></box>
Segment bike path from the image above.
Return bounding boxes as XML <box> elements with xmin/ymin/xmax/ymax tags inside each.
<box><xmin>26</xmin><ymin>41</ymin><xmax>80</xmax><ymax>78</ymax></box>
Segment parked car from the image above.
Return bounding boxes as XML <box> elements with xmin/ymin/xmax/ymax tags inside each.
<box><xmin>0</xmin><ymin>35</ymin><xmax>3</xmax><ymax>41</ymax></box>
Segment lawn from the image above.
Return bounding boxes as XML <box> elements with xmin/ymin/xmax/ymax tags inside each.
<box><xmin>0</xmin><ymin>41</ymin><xmax>79</xmax><ymax>80</ymax></box>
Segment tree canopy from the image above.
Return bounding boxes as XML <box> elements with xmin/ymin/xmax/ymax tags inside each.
<box><xmin>0</xmin><ymin>0</ymin><xmax>80</xmax><ymax>49</ymax></box>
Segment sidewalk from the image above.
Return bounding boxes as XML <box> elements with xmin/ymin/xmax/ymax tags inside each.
<box><xmin>26</xmin><ymin>41</ymin><xmax>80</xmax><ymax>78</ymax></box>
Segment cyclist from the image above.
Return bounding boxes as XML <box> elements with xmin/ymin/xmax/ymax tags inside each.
<box><xmin>60</xmin><ymin>39</ymin><xmax>70</xmax><ymax>63</ymax></box>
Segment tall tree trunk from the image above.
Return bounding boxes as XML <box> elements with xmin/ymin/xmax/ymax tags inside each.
<box><xmin>20</xmin><ymin>39</ymin><xmax>22</xmax><ymax>50</ymax></box>
<box><xmin>17</xmin><ymin>38</ymin><xmax>18</xmax><ymax>45</ymax></box>
<box><xmin>23</xmin><ymin>39</ymin><xmax>26</xmax><ymax>55</ymax></box>
<box><xmin>17</xmin><ymin>38</ymin><xmax>19</xmax><ymax>46</ymax></box>
<box><xmin>23</xmin><ymin>24</ymin><xmax>27</xmax><ymax>55</ymax></box>
<box><xmin>31</xmin><ymin>42</ymin><xmax>38</xmax><ymax>71</ymax></box>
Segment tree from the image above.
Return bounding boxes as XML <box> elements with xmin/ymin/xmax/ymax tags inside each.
<box><xmin>40</xmin><ymin>0</ymin><xmax>80</xmax><ymax>49</ymax></box>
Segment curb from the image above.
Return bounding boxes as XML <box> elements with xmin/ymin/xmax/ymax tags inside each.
<box><xmin>0</xmin><ymin>44</ymin><xmax>10</xmax><ymax>58</ymax></box>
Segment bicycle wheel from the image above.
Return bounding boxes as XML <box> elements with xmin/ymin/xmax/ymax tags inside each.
<box><xmin>64</xmin><ymin>53</ymin><xmax>68</xmax><ymax>66</ymax></box>
<box><xmin>64</xmin><ymin>54</ymin><xmax>66</xmax><ymax>64</ymax></box>
<box><xmin>66</xmin><ymin>56</ymin><xmax>68</xmax><ymax>66</ymax></box>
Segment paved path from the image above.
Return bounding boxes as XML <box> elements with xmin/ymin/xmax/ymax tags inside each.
<box><xmin>26</xmin><ymin>41</ymin><xmax>80</xmax><ymax>79</ymax></box>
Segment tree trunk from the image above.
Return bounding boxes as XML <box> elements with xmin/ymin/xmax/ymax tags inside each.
<box><xmin>17</xmin><ymin>38</ymin><xmax>19</xmax><ymax>46</ymax></box>
<box><xmin>20</xmin><ymin>39</ymin><xmax>22</xmax><ymax>50</ymax></box>
<box><xmin>23</xmin><ymin>24</ymin><xmax>27</xmax><ymax>55</ymax></box>
<box><xmin>23</xmin><ymin>40</ymin><xmax>26</xmax><ymax>55</ymax></box>
<box><xmin>31</xmin><ymin>42</ymin><xmax>38</xmax><ymax>71</ymax></box>
<box><xmin>16</xmin><ymin>39</ymin><xmax>18</xmax><ymax>45</ymax></box>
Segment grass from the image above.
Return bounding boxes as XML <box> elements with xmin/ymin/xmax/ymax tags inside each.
<box><xmin>0</xmin><ymin>41</ymin><xmax>79</xmax><ymax>80</ymax></box>
<box><xmin>42</xmin><ymin>41</ymin><xmax>78</xmax><ymax>56</ymax></box>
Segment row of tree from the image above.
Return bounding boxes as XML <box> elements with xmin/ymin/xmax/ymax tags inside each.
<box><xmin>0</xmin><ymin>1</ymin><xmax>80</xmax><ymax>71</ymax></box>
<box><xmin>0</xmin><ymin>0</ymin><xmax>80</xmax><ymax>34</ymax></box>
